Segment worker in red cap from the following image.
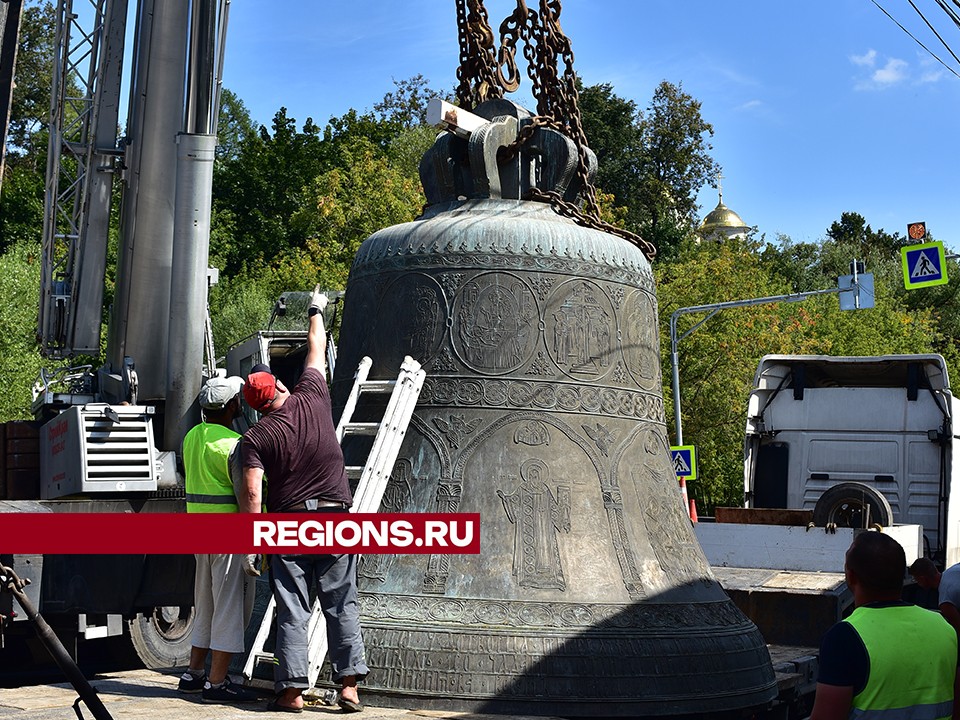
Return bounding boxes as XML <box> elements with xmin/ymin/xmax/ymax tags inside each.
<box><xmin>239</xmin><ymin>286</ymin><xmax>367</xmax><ymax>714</ymax></box>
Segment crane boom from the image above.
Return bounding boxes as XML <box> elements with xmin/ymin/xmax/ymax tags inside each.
<box><xmin>38</xmin><ymin>0</ymin><xmax>127</xmax><ymax>358</ymax></box>
<box><xmin>36</xmin><ymin>0</ymin><xmax>228</xmax><ymax>457</ymax></box>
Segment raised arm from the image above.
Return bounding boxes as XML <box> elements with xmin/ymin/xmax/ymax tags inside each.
<box><xmin>305</xmin><ymin>284</ymin><xmax>328</xmax><ymax>375</ymax></box>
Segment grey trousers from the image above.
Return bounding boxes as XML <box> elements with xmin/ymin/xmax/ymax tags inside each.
<box><xmin>270</xmin><ymin>553</ymin><xmax>369</xmax><ymax>693</ymax></box>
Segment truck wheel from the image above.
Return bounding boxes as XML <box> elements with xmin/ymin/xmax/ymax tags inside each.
<box><xmin>813</xmin><ymin>482</ymin><xmax>894</xmax><ymax>528</ymax></box>
<box><xmin>128</xmin><ymin>605</ymin><xmax>194</xmax><ymax>669</ymax></box>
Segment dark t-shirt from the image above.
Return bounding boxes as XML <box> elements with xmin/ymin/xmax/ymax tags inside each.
<box><xmin>817</xmin><ymin>617</ymin><xmax>870</xmax><ymax>693</ymax></box>
<box><xmin>241</xmin><ymin>367</ymin><xmax>350</xmax><ymax>512</ymax></box>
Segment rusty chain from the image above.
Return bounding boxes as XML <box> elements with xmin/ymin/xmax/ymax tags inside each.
<box><xmin>455</xmin><ymin>0</ymin><xmax>502</xmax><ymax>109</ymax></box>
<box><xmin>454</xmin><ymin>0</ymin><xmax>656</xmax><ymax>261</ymax></box>
<box><xmin>495</xmin><ymin>2</ymin><xmax>526</xmax><ymax>93</ymax></box>
<box><xmin>527</xmin><ymin>188</ymin><xmax>658</xmax><ymax>253</ymax></box>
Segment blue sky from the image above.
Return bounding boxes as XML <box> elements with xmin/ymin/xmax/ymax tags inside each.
<box><xmin>221</xmin><ymin>1</ymin><xmax>960</xmax><ymax>251</ymax></box>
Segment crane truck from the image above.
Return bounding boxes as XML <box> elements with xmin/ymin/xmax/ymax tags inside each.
<box><xmin>0</xmin><ymin>0</ymin><xmax>235</xmax><ymax>668</ymax></box>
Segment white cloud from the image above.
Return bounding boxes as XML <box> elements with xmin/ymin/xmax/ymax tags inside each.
<box><xmin>851</xmin><ymin>50</ymin><xmax>912</xmax><ymax>90</ymax></box>
<box><xmin>917</xmin><ymin>53</ymin><xmax>945</xmax><ymax>84</ymax></box>
<box><xmin>850</xmin><ymin>48</ymin><xmax>948</xmax><ymax>89</ymax></box>
<box><xmin>872</xmin><ymin>58</ymin><xmax>908</xmax><ymax>85</ymax></box>
<box><xmin>736</xmin><ymin>99</ymin><xmax>763</xmax><ymax>112</ymax></box>
<box><xmin>851</xmin><ymin>49</ymin><xmax>878</xmax><ymax>67</ymax></box>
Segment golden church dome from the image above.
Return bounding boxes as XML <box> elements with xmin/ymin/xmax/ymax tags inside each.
<box><xmin>699</xmin><ymin>198</ymin><xmax>749</xmax><ymax>234</ymax></box>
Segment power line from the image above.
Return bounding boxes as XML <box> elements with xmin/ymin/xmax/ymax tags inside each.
<box><xmin>908</xmin><ymin>0</ymin><xmax>960</xmax><ymax>66</ymax></box>
<box><xmin>940</xmin><ymin>0</ymin><xmax>960</xmax><ymax>28</ymax></box>
<box><xmin>870</xmin><ymin>0</ymin><xmax>960</xmax><ymax>80</ymax></box>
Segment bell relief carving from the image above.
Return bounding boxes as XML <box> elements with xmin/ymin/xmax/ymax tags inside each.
<box><xmin>497</xmin><ymin>458</ymin><xmax>571</xmax><ymax>591</ymax></box>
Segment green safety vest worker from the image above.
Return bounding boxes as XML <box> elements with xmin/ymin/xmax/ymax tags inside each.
<box><xmin>183</xmin><ymin>423</ymin><xmax>240</xmax><ymax>513</ymax></box>
<box><xmin>845</xmin><ymin>604</ymin><xmax>956</xmax><ymax>719</ymax></box>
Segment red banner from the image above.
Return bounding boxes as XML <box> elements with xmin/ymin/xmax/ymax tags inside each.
<box><xmin>0</xmin><ymin>513</ymin><xmax>480</xmax><ymax>554</ymax></box>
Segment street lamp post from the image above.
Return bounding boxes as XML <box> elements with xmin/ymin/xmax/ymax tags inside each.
<box><xmin>669</xmin><ymin>263</ymin><xmax>871</xmax><ymax>447</ymax></box>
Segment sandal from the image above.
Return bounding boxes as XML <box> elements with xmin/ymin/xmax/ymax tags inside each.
<box><xmin>266</xmin><ymin>697</ymin><xmax>303</xmax><ymax>714</ymax></box>
<box><xmin>337</xmin><ymin>697</ymin><xmax>363</xmax><ymax>713</ymax></box>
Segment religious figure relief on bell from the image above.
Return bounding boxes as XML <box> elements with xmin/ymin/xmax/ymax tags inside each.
<box><xmin>405</xmin><ymin>286</ymin><xmax>442</xmax><ymax>360</ymax></box>
<box><xmin>497</xmin><ymin>458</ymin><xmax>571</xmax><ymax>591</ymax></box>
<box><xmin>376</xmin><ymin>277</ymin><xmax>445</xmax><ymax>364</ymax></box>
<box><xmin>622</xmin><ymin>289</ymin><xmax>660</xmax><ymax>388</ymax></box>
<box><xmin>634</xmin><ymin>467</ymin><xmax>706</xmax><ymax>584</ymax></box>
<box><xmin>359</xmin><ymin>459</ymin><xmax>414</xmax><ymax>582</ymax></box>
<box><xmin>453</xmin><ymin>275</ymin><xmax>536</xmax><ymax>373</ymax></box>
<box><xmin>643</xmin><ymin>428</ymin><xmax>672</xmax><ymax>487</ymax></box>
<box><xmin>547</xmin><ymin>281</ymin><xmax>613</xmax><ymax>379</ymax></box>
<box><xmin>514</xmin><ymin>419</ymin><xmax>550</xmax><ymax>446</ymax></box>
<box><xmin>432</xmin><ymin>414</ymin><xmax>482</xmax><ymax>449</ymax></box>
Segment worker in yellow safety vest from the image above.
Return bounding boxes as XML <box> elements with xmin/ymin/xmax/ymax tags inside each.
<box><xmin>178</xmin><ymin>376</ymin><xmax>259</xmax><ymax>704</ymax></box>
<box><xmin>811</xmin><ymin>531</ymin><xmax>959</xmax><ymax>720</ymax></box>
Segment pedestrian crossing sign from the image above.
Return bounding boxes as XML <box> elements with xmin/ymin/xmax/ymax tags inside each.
<box><xmin>670</xmin><ymin>445</ymin><xmax>697</xmax><ymax>480</ymax></box>
<box><xmin>902</xmin><ymin>241</ymin><xmax>948</xmax><ymax>289</ymax></box>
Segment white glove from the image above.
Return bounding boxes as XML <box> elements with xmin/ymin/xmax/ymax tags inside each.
<box><xmin>309</xmin><ymin>284</ymin><xmax>328</xmax><ymax>315</ymax></box>
<box><xmin>242</xmin><ymin>554</ymin><xmax>262</xmax><ymax>577</ymax></box>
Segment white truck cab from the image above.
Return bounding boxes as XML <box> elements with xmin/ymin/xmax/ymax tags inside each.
<box><xmin>694</xmin><ymin>354</ymin><xmax>958</xmax><ymax>651</ymax></box>
<box><xmin>743</xmin><ymin>354</ymin><xmax>959</xmax><ymax>565</ymax></box>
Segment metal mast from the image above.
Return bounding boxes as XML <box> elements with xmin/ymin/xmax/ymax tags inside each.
<box><xmin>38</xmin><ymin>0</ymin><xmax>128</xmax><ymax>359</ymax></box>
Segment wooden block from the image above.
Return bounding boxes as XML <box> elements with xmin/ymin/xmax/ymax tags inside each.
<box><xmin>6</xmin><ymin>453</ymin><xmax>39</xmax><ymax>470</ymax></box>
<box><xmin>5</xmin><ymin>469</ymin><xmax>39</xmax><ymax>500</ymax></box>
<box><xmin>715</xmin><ymin>507</ymin><xmax>814</xmax><ymax>526</ymax></box>
<box><xmin>426</xmin><ymin>97</ymin><xmax>487</xmax><ymax>138</ymax></box>
<box><xmin>5</xmin><ymin>421</ymin><xmax>39</xmax><ymax>439</ymax></box>
<box><xmin>6</xmin><ymin>437</ymin><xmax>39</xmax><ymax>454</ymax></box>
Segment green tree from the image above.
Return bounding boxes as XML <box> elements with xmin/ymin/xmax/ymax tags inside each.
<box><xmin>658</xmin><ymin>240</ymin><xmax>796</xmax><ymax>508</ymax></box>
<box><xmin>578</xmin><ymin>81</ymin><xmax>640</xmax><ymax>220</ymax></box>
<box><xmin>208</xmin><ymin>264</ymin><xmax>286</xmax><ymax>356</ymax></box>
<box><xmin>215</xmin><ymin>88</ymin><xmax>257</xmax><ymax>163</ymax></box>
<box><xmin>659</xmin><ymin>232</ymin><xmax>942</xmax><ymax>511</ymax></box>
<box><xmin>761</xmin><ymin>213</ymin><xmax>909</xmax><ymax>294</ymax></box>
<box><xmin>0</xmin><ymin>240</ymin><xmax>57</xmax><ymax>420</ymax></box>
<box><xmin>637</xmin><ymin>81</ymin><xmax>720</xmax><ymax>259</ymax></box>
<box><xmin>386</xmin><ymin>124</ymin><xmax>440</xmax><ymax>181</ymax></box>
<box><xmin>373</xmin><ymin>74</ymin><xmax>447</xmax><ymax>129</ymax></box>
<box><xmin>0</xmin><ymin>2</ymin><xmax>57</xmax><ymax>253</ymax></box>
<box><xmin>7</xmin><ymin>1</ymin><xmax>55</xmax><ymax>156</ymax></box>
<box><xmin>211</xmin><ymin>76</ymin><xmax>442</xmax><ymax>276</ymax></box>
<box><xmin>283</xmin><ymin>139</ymin><xmax>424</xmax><ymax>290</ymax></box>
<box><xmin>207</xmin><ymin>137</ymin><xmax>425</xmax><ymax>355</ymax></box>
<box><xmin>578</xmin><ymin>80</ymin><xmax>719</xmax><ymax>260</ymax></box>
<box><xmin>0</xmin><ymin>161</ymin><xmax>44</xmax><ymax>253</ymax></box>
<box><xmin>759</xmin><ymin>234</ymin><xmax>823</xmax><ymax>292</ymax></box>
<box><xmin>211</xmin><ymin>107</ymin><xmax>327</xmax><ymax>273</ymax></box>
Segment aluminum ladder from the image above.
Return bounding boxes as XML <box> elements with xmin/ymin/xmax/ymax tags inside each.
<box><xmin>242</xmin><ymin>355</ymin><xmax>426</xmax><ymax>690</ymax></box>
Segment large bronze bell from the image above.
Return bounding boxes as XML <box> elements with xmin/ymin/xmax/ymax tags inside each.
<box><xmin>330</xmin><ymin>100</ymin><xmax>776</xmax><ymax>717</ymax></box>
